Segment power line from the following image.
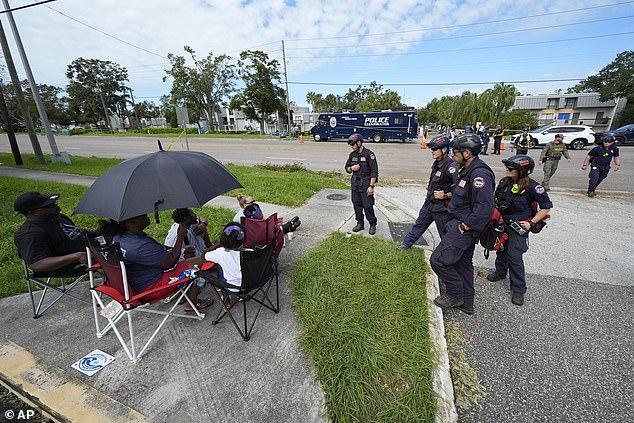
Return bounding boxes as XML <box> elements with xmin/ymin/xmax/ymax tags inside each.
<box><xmin>287</xmin><ymin>78</ymin><xmax>585</xmax><ymax>87</ymax></box>
<box><xmin>288</xmin><ymin>31</ymin><xmax>634</xmax><ymax>59</ymax></box>
<box><xmin>0</xmin><ymin>0</ymin><xmax>57</xmax><ymax>14</ymax></box>
<box><xmin>285</xmin><ymin>0</ymin><xmax>634</xmax><ymax>42</ymax></box>
<box><xmin>44</xmin><ymin>5</ymin><xmax>168</xmax><ymax>59</ymax></box>
<box><xmin>285</xmin><ymin>15</ymin><xmax>634</xmax><ymax>50</ymax></box>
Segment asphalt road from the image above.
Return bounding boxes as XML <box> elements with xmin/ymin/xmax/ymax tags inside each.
<box><xmin>1</xmin><ymin>134</ymin><xmax>632</xmax><ymax>191</ymax></box>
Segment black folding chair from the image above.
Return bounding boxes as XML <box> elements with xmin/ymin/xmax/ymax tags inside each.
<box><xmin>20</xmin><ymin>258</ymin><xmax>93</xmax><ymax>319</ymax></box>
<box><xmin>197</xmin><ymin>240</ymin><xmax>279</xmax><ymax>341</ymax></box>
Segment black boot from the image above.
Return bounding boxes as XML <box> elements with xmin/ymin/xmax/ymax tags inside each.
<box><xmin>352</xmin><ymin>223</ymin><xmax>364</xmax><ymax>232</ymax></box>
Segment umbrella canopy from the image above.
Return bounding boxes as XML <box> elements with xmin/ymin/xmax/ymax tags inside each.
<box><xmin>74</xmin><ymin>149</ymin><xmax>242</xmax><ymax>222</ymax></box>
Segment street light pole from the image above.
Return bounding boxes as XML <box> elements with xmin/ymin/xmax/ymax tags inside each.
<box><xmin>2</xmin><ymin>0</ymin><xmax>66</xmax><ymax>163</ymax></box>
<box><xmin>281</xmin><ymin>40</ymin><xmax>292</xmax><ymax>135</ymax></box>
<box><xmin>0</xmin><ymin>18</ymin><xmax>44</xmax><ymax>163</ymax></box>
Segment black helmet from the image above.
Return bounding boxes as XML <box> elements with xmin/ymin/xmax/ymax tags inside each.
<box><xmin>427</xmin><ymin>135</ymin><xmax>451</xmax><ymax>151</ymax></box>
<box><xmin>502</xmin><ymin>154</ymin><xmax>535</xmax><ymax>177</ymax></box>
<box><xmin>601</xmin><ymin>134</ymin><xmax>616</xmax><ymax>143</ymax></box>
<box><xmin>523</xmin><ymin>127</ymin><xmax>530</xmax><ymax>132</ymax></box>
<box><xmin>451</xmin><ymin>134</ymin><xmax>483</xmax><ymax>155</ymax></box>
<box><xmin>348</xmin><ymin>133</ymin><xmax>363</xmax><ymax>145</ymax></box>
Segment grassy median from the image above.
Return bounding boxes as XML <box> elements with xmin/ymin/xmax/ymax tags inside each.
<box><xmin>292</xmin><ymin>232</ymin><xmax>435</xmax><ymax>421</ymax></box>
<box><xmin>0</xmin><ymin>153</ymin><xmax>347</xmax><ymax>207</ymax></box>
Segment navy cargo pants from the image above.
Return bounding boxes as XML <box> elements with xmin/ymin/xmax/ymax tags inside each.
<box><xmin>430</xmin><ymin>219</ymin><xmax>478</xmax><ymax>309</ymax></box>
<box><xmin>493</xmin><ymin>230</ymin><xmax>529</xmax><ymax>294</ymax></box>
<box><xmin>402</xmin><ymin>206</ymin><xmax>450</xmax><ymax>247</ymax></box>
<box><xmin>588</xmin><ymin>164</ymin><xmax>610</xmax><ymax>193</ymax></box>
<box><xmin>351</xmin><ymin>188</ymin><xmax>377</xmax><ymax>226</ymax></box>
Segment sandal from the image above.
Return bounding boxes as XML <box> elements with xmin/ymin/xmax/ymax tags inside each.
<box><xmin>184</xmin><ymin>298</ymin><xmax>213</xmax><ymax>312</ymax></box>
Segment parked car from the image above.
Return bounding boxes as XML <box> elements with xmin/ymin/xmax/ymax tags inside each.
<box><xmin>513</xmin><ymin>125</ymin><xmax>595</xmax><ymax>150</ymax></box>
<box><xmin>593</xmin><ymin>124</ymin><xmax>634</xmax><ymax>146</ymax></box>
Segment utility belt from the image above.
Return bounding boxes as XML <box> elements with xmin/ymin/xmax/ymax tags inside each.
<box><xmin>543</xmin><ymin>157</ymin><xmax>561</xmax><ymax>161</ymax></box>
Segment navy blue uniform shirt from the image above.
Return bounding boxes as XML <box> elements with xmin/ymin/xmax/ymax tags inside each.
<box><xmin>448</xmin><ymin>157</ymin><xmax>495</xmax><ymax>233</ymax></box>
<box><xmin>504</xmin><ymin>181</ymin><xmax>553</xmax><ymax>222</ymax></box>
<box><xmin>588</xmin><ymin>144</ymin><xmax>619</xmax><ymax>166</ymax></box>
<box><xmin>345</xmin><ymin>147</ymin><xmax>378</xmax><ymax>190</ymax></box>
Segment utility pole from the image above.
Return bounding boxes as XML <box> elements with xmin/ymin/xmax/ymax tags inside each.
<box><xmin>0</xmin><ymin>18</ymin><xmax>44</xmax><ymax>163</ymax></box>
<box><xmin>2</xmin><ymin>0</ymin><xmax>67</xmax><ymax>163</ymax></box>
<box><xmin>0</xmin><ymin>81</ymin><xmax>22</xmax><ymax>165</ymax></box>
<box><xmin>129</xmin><ymin>87</ymin><xmax>139</xmax><ymax>130</ymax></box>
<box><xmin>281</xmin><ymin>40</ymin><xmax>292</xmax><ymax>135</ymax></box>
<box><xmin>95</xmin><ymin>79</ymin><xmax>114</xmax><ymax>133</ymax></box>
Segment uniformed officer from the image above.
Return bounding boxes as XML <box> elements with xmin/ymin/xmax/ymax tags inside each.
<box><xmin>397</xmin><ymin>135</ymin><xmax>457</xmax><ymax>250</ymax></box>
<box><xmin>345</xmin><ymin>134</ymin><xmax>379</xmax><ymax>235</ymax></box>
<box><xmin>487</xmin><ymin>155</ymin><xmax>552</xmax><ymax>306</ymax></box>
<box><xmin>431</xmin><ymin>134</ymin><xmax>495</xmax><ymax>315</ymax></box>
<box><xmin>538</xmin><ymin>133</ymin><xmax>570</xmax><ymax>191</ymax></box>
<box><xmin>513</xmin><ymin>128</ymin><xmax>533</xmax><ymax>155</ymax></box>
<box><xmin>582</xmin><ymin>134</ymin><xmax>621</xmax><ymax>197</ymax></box>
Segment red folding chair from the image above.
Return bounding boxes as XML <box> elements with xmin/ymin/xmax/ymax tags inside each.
<box><xmin>241</xmin><ymin>213</ymin><xmax>284</xmax><ymax>258</ymax></box>
<box><xmin>86</xmin><ymin>236</ymin><xmax>210</xmax><ymax>363</ymax></box>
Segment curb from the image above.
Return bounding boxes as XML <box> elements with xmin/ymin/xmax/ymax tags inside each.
<box><xmin>0</xmin><ymin>339</ymin><xmax>150</xmax><ymax>423</ymax></box>
<box><xmin>424</xmin><ymin>251</ymin><xmax>459</xmax><ymax>423</ymax></box>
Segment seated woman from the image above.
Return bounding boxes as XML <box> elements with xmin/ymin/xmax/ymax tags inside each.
<box><xmin>232</xmin><ymin>194</ymin><xmax>255</xmax><ymax>223</ymax></box>
<box><xmin>204</xmin><ymin>222</ymin><xmax>246</xmax><ymax>305</ymax></box>
<box><xmin>164</xmin><ymin>208</ymin><xmax>212</xmax><ymax>259</ymax></box>
<box><xmin>99</xmin><ymin>215</ymin><xmax>213</xmax><ymax>311</ymax></box>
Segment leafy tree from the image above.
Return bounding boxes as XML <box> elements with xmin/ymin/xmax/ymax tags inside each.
<box><xmin>487</xmin><ymin>82</ymin><xmax>518</xmax><ymax>125</ymax></box>
<box><xmin>569</xmin><ymin>51</ymin><xmax>634</xmax><ymax>126</ymax></box>
<box><xmin>66</xmin><ymin>58</ymin><xmax>130</xmax><ymax>128</ymax></box>
<box><xmin>230</xmin><ymin>50</ymin><xmax>286</xmax><ymax>134</ymax></box>
<box><xmin>306</xmin><ymin>82</ymin><xmax>407</xmax><ymax>113</ymax></box>
<box><xmin>3</xmin><ymin>80</ymin><xmax>70</xmax><ymax>128</ymax></box>
<box><xmin>499</xmin><ymin>109</ymin><xmax>538</xmax><ymax>131</ymax></box>
<box><xmin>164</xmin><ymin>46</ymin><xmax>236</xmax><ymax>130</ymax></box>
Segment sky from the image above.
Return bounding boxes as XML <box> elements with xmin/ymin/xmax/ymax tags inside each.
<box><xmin>1</xmin><ymin>0</ymin><xmax>633</xmax><ymax>110</ymax></box>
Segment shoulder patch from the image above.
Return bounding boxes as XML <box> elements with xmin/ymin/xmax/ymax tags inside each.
<box><xmin>448</xmin><ymin>166</ymin><xmax>456</xmax><ymax>174</ymax></box>
<box><xmin>370</xmin><ymin>153</ymin><xmax>375</xmax><ymax>160</ymax></box>
<box><xmin>473</xmin><ymin>177</ymin><xmax>485</xmax><ymax>189</ymax></box>
<box><xmin>535</xmin><ymin>185</ymin><xmax>545</xmax><ymax>195</ymax></box>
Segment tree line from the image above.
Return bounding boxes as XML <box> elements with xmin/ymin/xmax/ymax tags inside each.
<box><xmin>0</xmin><ymin>50</ymin><xmax>631</xmax><ymax>134</ymax></box>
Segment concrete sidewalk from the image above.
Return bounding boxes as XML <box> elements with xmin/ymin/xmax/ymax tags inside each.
<box><xmin>1</xmin><ymin>166</ymin><xmax>633</xmax><ymax>422</ymax></box>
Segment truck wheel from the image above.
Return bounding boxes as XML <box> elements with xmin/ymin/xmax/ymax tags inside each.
<box><xmin>313</xmin><ymin>133</ymin><xmax>321</xmax><ymax>141</ymax></box>
<box><xmin>372</xmin><ymin>133</ymin><xmax>383</xmax><ymax>143</ymax></box>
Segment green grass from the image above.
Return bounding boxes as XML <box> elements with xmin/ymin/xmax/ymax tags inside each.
<box><xmin>291</xmin><ymin>233</ymin><xmax>435</xmax><ymax>422</ymax></box>
<box><xmin>0</xmin><ymin>153</ymin><xmax>347</xmax><ymax>207</ymax></box>
<box><xmin>0</xmin><ymin>176</ymin><xmax>234</xmax><ymax>299</ymax></box>
<box><xmin>0</xmin><ymin>153</ymin><xmax>125</xmax><ymax>177</ymax></box>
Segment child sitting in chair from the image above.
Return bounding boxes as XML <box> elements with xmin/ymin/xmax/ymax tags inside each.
<box><xmin>204</xmin><ymin>222</ymin><xmax>246</xmax><ymax>291</ymax></box>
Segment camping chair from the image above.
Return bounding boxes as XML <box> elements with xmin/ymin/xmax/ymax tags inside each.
<box><xmin>241</xmin><ymin>212</ymin><xmax>284</xmax><ymax>259</ymax></box>
<box><xmin>197</xmin><ymin>240</ymin><xmax>279</xmax><ymax>341</ymax></box>
<box><xmin>86</xmin><ymin>236</ymin><xmax>208</xmax><ymax>363</ymax></box>
<box><xmin>20</xmin><ymin>257</ymin><xmax>94</xmax><ymax>319</ymax></box>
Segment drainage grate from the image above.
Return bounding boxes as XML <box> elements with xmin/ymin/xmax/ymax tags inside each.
<box><xmin>388</xmin><ymin>222</ymin><xmax>429</xmax><ymax>246</ymax></box>
<box><xmin>326</xmin><ymin>193</ymin><xmax>347</xmax><ymax>201</ymax></box>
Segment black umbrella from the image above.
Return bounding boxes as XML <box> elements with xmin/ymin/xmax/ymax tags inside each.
<box><xmin>74</xmin><ymin>146</ymin><xmax>242</xmax><ymax>222</ymax></box>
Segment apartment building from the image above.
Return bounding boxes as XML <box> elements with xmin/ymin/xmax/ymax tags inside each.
<box><xmin>511</xmin><ymin>92</ymin><xmax>627</xmax><ymax>131</ymax></box>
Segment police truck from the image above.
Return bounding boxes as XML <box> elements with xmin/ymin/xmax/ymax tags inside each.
<box><xmin>309</xmin><ymin>111</ymin><xmax>418</xmax><ymax>143</ymax></box>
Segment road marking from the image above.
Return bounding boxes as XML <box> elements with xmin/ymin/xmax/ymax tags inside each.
<box><xmin>265</xmin><ymin>157</ymin><xmax>306</xmax><ymax>161</ymax></box>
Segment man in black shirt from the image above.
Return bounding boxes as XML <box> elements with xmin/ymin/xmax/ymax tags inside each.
<box><xmin>345</xmin><ymin>134</ymin><xmax>379</xmax><ymax>235</ymax></box>
<box><xmin>14</xmin><ymin>191</ymin><xmax>89</xmax><ymax>275</ymax></box>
